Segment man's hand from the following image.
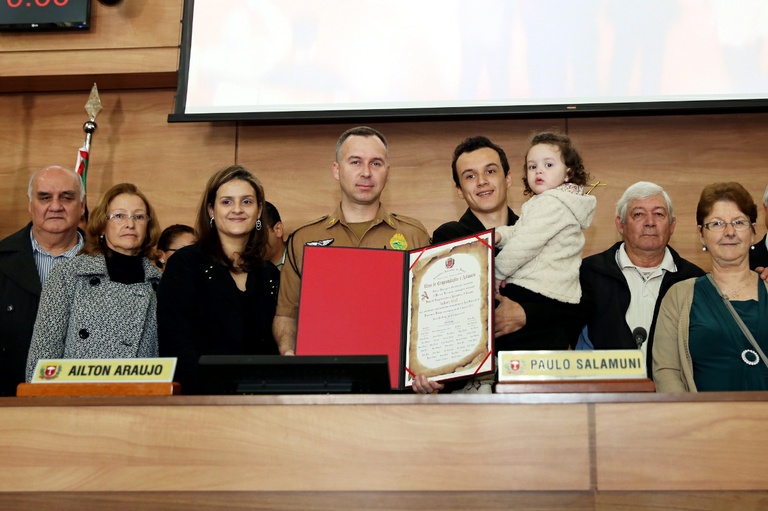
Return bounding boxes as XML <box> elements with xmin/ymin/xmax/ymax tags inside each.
<box><xmin>494</xmin><ymin>293</ymin><xmax>526</xmax><ymax>337</ymax></box>
<box><xmin>272</xmin><ymin>315</ymin><xmax>297</xmax><ymax>355</ymax></box>
<box><xmin>411</xmin><ymin>375</ymin><xmax>444</xmax><ymax>394</ymax></box>
<box><xmin>757</xmin><ymin>266</ymin><xmax>768</xmax><ymax>282</ymax></box>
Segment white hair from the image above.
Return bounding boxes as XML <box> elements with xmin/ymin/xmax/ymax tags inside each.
<box><xmin>615</xmin><ymin>181</ymin><xmax>674</xmax><ymax>224</ymax></box>
<box><xmin>27</xmin><ymin>166</ymin><xmax>85</xmax><ymax>202</ymax></box>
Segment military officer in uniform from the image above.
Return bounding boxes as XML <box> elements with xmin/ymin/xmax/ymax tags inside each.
<box><xmin>272</xmin><ymin>126</ymin><xmax>431</xmax><ymax>355</ymax></box>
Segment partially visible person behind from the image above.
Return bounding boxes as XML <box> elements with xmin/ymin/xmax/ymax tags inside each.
<box><xmin>493</xmin><ymin>131</ymin><xmax>595</xmax><ymax>349</ymax></box>
<box><xmin>273</xmin><ymin>126</ymin><xmax>430</xmax><ymax>356</ymax></box>
<box><xmin>155</xmin><ymin>224</ymin><xmax>196</xmax><ymax>271</ymax></box>
<box><xmin>653</xmin><ymin>182</ymin><xmax>768</xmax><ymax>392</ymax></box>
<box><xmin>26</xmin><ymin>183</ymin><xmax>161</xmax><ymax>381</ymax></box>
<box><xmin>578</xmin><ymin>182</ymin><xmax>704</xmax><ymax>376</ymax></box>
<box><xmin>0</xmin><ymin>166</ymin><xmax>85</xmax><ymax>395</ymax></box>
<box><xmin>750</xmin><ymin>182</ymin><xmax>768</xmax><ymax>270</ymax></box>
<box><xmin>158</xmin><ymin>164</ymin><xmax>280</xmax><ymax>394</ymax></box>
<box><xmin>262</xmin><ymin>201</ymin><xmax>287</xmax><ymax>270</ymax></box>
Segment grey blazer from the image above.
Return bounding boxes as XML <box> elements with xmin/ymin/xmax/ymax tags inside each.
<box><xmin>26</xmin><ymin>253</ymin><xmax>161</xmax><ymax>381</ymax></box>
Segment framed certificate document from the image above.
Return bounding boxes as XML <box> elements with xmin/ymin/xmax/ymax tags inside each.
<box><xmin>296</xmin><ymin>230</ymin><xmax>494</xmax><ymax>389</ymax></box>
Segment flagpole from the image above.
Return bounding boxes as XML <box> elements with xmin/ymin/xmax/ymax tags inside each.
<box><xmin>75</xmin><ymin>83</ymin><xmax>103</xmax><ymax>192</ymax></box>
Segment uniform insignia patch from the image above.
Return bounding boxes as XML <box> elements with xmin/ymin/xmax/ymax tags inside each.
<box><xmin>390</xmin><ymin>233</ymin><xmax>407</xmax><ymax>250</ymax></box>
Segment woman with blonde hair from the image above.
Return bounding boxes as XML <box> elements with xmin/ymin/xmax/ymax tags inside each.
<box><xmin>26</xmin><ymin>183</ymin><xmax>161</xmax><ymax>380</ymax></box>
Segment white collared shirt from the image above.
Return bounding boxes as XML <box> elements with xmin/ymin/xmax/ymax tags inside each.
<box><xmin>615</xmin><ymin>243</ymin><xmax>677</xmax><ymax>360</ymax></box>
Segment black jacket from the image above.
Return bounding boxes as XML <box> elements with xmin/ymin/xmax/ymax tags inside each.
<box><xmin>432</xmin><ymin>207</ymin><xmax>519</xmax><ymax>247</ymax></box>
<box><xmin>579</xmin><ymin>242</ymin><xmax>704</xmax><ymax>375</ymax></box>
<box><xmin>157</xmin><ymin>244</ymin><xmax>280</xmax><ymax>394</ymax></box>
<box><xmin>0</xmin><ymin>224</ymin><xmax>42</xmax><ymax>396</ymax></box>
<box><xmin>750</xmin><ymin>234</ymin><xmax>768</xmax><ymax>270</ymax></box>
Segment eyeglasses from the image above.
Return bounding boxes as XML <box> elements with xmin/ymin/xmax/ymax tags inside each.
<box><xmin>702</xmin><ymin>219</ymin><xmax>752</xmax><ymax>232</ymax></box>
<box><xmin>107</xmin><ymin>213</ymin><xmax>150</xmax><ymax>224</ymax></box>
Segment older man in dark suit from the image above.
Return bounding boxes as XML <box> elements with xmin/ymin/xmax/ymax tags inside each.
<box><xmin>0</xmin><ymin>166</ymin><xmax>84</xmax><ymax>395</ymax></box>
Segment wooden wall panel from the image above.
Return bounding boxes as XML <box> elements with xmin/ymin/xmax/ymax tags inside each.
<box><xmin>0</xmin><ymin>89</ymin><xmax>235</xmax><ymax>236</ymax></box>
<box><xmin>0</xmin><ymin>0</ymin><xmax>182</xmax><ymax>91</ymax></box>
<box><xmin>0</xmin><ymin>1</ymin><xmax>182</xmax><ymax>51</ymax></box>
<box><xmin>569</xmin><ymin>114</ymin><xmax>768</xmax><ymax>269</ymax></box>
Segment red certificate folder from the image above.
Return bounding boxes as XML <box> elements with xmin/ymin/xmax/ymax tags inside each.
<box><xmin>296</xmin><ymin>231</ymin><xmax>495</xmax><ymax>389</ymax></box>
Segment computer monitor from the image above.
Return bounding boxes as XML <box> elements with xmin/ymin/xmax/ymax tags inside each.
<box><xmin>197</xmin><ymin>354</ymin><xmax>391</xmax><ymax>395</ymax></box>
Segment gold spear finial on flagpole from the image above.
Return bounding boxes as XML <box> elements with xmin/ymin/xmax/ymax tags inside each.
<box><xmin>76</xmin><ymin>83</ymin><xmax>102</xmax><ymax>192</ymax></box>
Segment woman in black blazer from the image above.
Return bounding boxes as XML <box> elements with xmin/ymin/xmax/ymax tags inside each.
<box><xmin>157</xmin><ymin>165</ymin><xmax>279</xmax><ymax>394</ymax></box>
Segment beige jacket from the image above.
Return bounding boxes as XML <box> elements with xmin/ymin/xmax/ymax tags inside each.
<box><xmin>652</xmin><ymin>276</ymin><xmax>768</xmax><ymax>392</ymax></box>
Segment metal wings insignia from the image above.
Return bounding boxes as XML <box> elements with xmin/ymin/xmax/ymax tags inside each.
<box><xmin>306</xmin><ymin>238</ymin><xmax>334</xmax><ymax>247</ymax></box>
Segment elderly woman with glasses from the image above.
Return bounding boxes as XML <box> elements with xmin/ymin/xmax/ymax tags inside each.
<box><xmin>26</xmin><ymin>183</ymin><xmax>162</xmax><ymax>381</ymax></box>
<box><xmin>653</xmin><ymin>182</ymin><xmax>768</xmax><ymax>392</ymax></box>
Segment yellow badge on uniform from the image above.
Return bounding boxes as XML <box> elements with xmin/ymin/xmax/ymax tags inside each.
<box><xmin>390</xmin><ymin>233</ymin><xmax>407</xmax><ymax>250</ymax></box>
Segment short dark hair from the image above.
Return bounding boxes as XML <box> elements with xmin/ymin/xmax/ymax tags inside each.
<box><xmin>696</xmin><ymin>182</ymin><xmax>757</xmax><ymax>228</ymax></box>
<box><xmin>451</xmin><ymin>136</ymin><xmax>510</xmax><ymax>188</ymax></box>
<box><xmin>157</xmin><ymin>224</ymin><xmax>195</xmax><ymax>251</ymax></box>
<box><xmin>335</xmin><ymin>126</ymin><xmax>388</xmax><ymax>162</ymax></box>
<box><xmin>262</xmin><ymin>201</ymin><xmax>281</xmax><ymax>229</ymax></box>
<box><xmin>523</xmin><ymin>132</ymin><xmax>589</xmax><ymax>196</ymax></box>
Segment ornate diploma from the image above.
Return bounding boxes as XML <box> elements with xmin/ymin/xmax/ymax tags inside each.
<box><xmin>405</xmin><ymin>231</ymin><xmax>494</xmax><ymax>384</ymax></box>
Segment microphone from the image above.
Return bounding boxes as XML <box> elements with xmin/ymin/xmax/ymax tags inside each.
<box><xmin>632</xmin><ymin>327</ymin><xmax>648</xmax><ymax>349</ymax></box>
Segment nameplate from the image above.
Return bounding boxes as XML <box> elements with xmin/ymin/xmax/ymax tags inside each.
<box><xmin>498</xmin><ymin>350</ymin><xmax>646</xmax><ymax>381</ymax></box>
<box><xmin>31</xmin><ymin>358</ymin><xmax>177</xmax><ymax>383</ymax></box>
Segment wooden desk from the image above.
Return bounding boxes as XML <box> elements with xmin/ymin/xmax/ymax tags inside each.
<box><xmin>1</xmin><ymin>393</ymin><xmax>767</xmax><ymax>510</ymax></box>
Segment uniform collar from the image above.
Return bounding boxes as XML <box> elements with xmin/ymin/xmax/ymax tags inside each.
<box><xmin>324</xmin><ymin>202</ymin><xmax>398</xmax><ymax>230</ymax></box>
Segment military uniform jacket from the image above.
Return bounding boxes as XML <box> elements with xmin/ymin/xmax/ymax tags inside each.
<box><xmin>277</xmin><ymin>202</ymin><xmax>430</xmax><ymax>318</ymax></box>
<box><xmin>26</xmin><ymin>253</ymin><xmax>161</xmax><ymax>381</ymax></box>
<box><xmin>0</xmin><ymin>224</ymin><xmax>41</xmax><ymax>395</ymax></box>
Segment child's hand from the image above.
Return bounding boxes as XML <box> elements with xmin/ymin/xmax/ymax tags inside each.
<box><xmin>494</xmin><ymin>232</ymin><xmax>501</xmax><ymax>245</ymax></box>
<box><xmin>495</xmin><ymin>278</ymin><xmax>505</xmax><ymax>294</ymax></box>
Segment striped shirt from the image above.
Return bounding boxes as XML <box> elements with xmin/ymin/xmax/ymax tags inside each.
<box><xmin>30</xmin><ymin>230</ymin><xmax>84</xmax><ymax>284</ymax></box>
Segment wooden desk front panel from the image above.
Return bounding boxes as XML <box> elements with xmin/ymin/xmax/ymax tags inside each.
<box><xmin>0</xmin><ymin>402</ymin><xmax>590</xmax><ymax>492</ymax></box>
<box><xmin>595</xmin><ymin>401</ymin><xmax>768</xmax><ymax>491</ymax></box>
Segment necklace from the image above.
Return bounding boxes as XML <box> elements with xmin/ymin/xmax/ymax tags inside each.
<box><xmin>713</xmin><ymin>275</ymin><xmax>754</xmax><ymax>300</ymax></box>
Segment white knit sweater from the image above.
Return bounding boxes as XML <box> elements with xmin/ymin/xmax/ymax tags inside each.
<box><xmin>495</xmin><ymin>184</ymin><xmax>596</xmax><ymax>304</ymax></box>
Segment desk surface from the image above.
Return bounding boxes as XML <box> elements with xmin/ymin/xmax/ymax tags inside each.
<box><xmin>2</xmin><ymin>392</ymin><xmax>767</xmax><ymax>511</ymax></box>
<box><xmin>3</xmin><ymin>390</ymin><xmax>767</xmax><ymax>407</ymax></box>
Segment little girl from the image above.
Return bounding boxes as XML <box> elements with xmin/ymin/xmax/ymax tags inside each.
<box><xmin>494</xmin><ymin>132</ymin><xmax>596</xmax><ymax>350</ymax></box>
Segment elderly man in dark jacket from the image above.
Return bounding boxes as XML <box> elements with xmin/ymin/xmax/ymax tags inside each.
<box><xmin>578</xmin><ymin>182</ymin><xmax>704</xmax><ymax>377</ymax></box>
<box><xmin>0</xmin><ymin>166</ymin><xmax>84</xmax><ymax>395</ymax></box>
